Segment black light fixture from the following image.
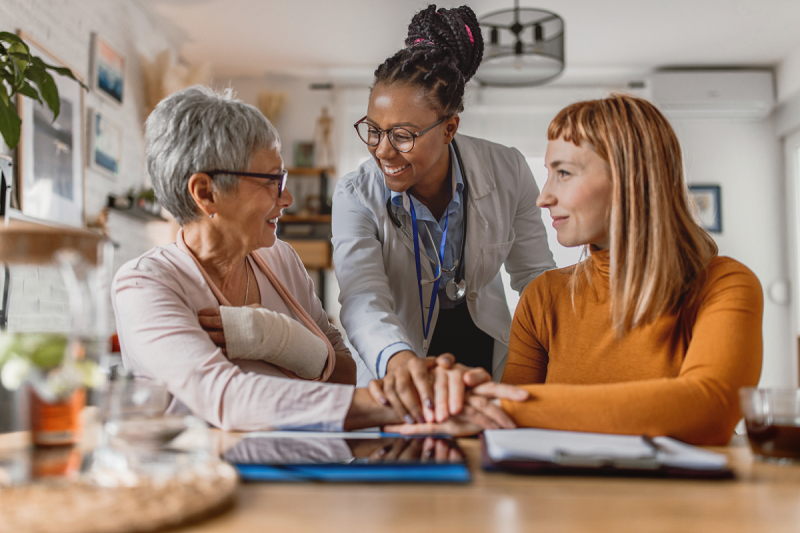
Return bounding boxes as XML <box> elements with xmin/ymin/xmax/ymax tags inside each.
<box><xmin>475</xmin><ymin>1</ymin><xmax>565</xmax><ymax>87</ymax></box>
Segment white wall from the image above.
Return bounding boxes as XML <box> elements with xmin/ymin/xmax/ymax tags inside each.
<box><xmin>669</xmin><ymin>117</ymin><xmax>793</xmax><ymax>388</ymax></box>
<box><xmin>778</xmin><ymin>44</ymin><xmax>800</xmax><ymax>104</ymax></box>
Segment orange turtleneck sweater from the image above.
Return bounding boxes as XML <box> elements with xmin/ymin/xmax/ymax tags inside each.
<box><xmin>501</xmin><ymin>249</ymin><xmax>763</xmax><ymax>445</ymax></box>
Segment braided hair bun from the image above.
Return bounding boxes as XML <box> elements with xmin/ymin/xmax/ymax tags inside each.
<box><xmin>374</xmin><ymin>4</ymin><xmax>484</xmax><ymax>116</ymax></box>
<box><xmin>405</xmin><ymin>5</ymin><xmax>484</xmax><ymax>84</ymax></box>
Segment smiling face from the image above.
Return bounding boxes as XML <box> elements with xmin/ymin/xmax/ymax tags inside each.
<box><xmin>365</xmin><ymin>82</ymin><xmax>457</xmax><ymax>197</ymax></box>
<box><xmin>539</xmin><ymin>138</ymin><xmax>614</xmax><ymax>249</ymax></box>
<box><xmin>217</xmin><ymin>146</ymin><xmax>293</xmax><ymax>250</ymax></box>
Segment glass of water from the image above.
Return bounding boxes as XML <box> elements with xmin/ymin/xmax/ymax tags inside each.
<box><xmin>102</xmin><ymin>380</ymin><xmax>189</xmax><ymax>449</ymax></box>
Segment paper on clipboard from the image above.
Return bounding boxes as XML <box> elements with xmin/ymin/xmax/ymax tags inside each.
<box><xmin>484</xmin><ymin>429</ymin><xmax>728</xmax><ymax>470</ymax></box>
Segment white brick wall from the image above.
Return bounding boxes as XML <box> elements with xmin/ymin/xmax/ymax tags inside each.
<box><xmin>0</xmin><ymin>0</ymin><xmax>178</xmax><ymax>333</ymax></box>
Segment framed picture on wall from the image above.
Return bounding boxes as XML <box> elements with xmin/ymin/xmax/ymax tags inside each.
<box><xmin>294</xmin><ymin>141</ymin><xmax>315</xmax><ymax>168</ymax></box>
<box><xmin>17</xmin><ymin>32</ymin><xmax>85</xmax><ymax>228</ymax></box>
<box><xmin>90</xmin><ymin>33</ymin><xmax>125</xmax><ymax>104</ymax></box>
<box><xmin>688</xmin><ymin>184</ymin><xmax>722</xmax><ymax>233</ymax></box>
<box><xmin>88</xmin><ymin>109</ymin><xmax>122</xmax><ymax>178</ymax></box>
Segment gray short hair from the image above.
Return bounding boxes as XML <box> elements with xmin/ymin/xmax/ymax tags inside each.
<box><xmin>144</xmin><ymin>86</ymin><xmax>281</xmax><ymax>225</ymax></box>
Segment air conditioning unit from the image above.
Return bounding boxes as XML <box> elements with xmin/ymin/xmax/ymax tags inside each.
<box><xmin>650</xmin><ymin>70</ymin><xmax>774</xmax><ymax>119</ymax></box>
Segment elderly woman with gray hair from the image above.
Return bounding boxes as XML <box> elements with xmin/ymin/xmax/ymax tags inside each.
<box><xmin>113</xmin><ymin>86</ymin><xmax>528</xmax><ymax>432</ymax></box>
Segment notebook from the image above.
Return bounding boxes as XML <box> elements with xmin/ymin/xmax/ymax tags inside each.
<box><xmin>481</xmin><ymin>428</ymin><xmax>733</xmax><ymax>479</ymax></box>
<box><xmin>223</xmin><ymin>431</ymin><xmax>471</xmax><ymax>483</ymax></box>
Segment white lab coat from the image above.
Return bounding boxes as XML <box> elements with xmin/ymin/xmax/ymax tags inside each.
<box><xmin>332</xmin><ymin>133</ymin><xmax>555</xmax><ymax>382</ymax></box>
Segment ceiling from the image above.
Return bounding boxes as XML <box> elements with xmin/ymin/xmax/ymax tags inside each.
<box><xmin>138</xmin><ymin>0</ymin><xmax>800</xmax><ymax>86</ymax></box>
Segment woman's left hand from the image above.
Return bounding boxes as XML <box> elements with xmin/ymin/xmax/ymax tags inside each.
<box><xmin>198</xmin><ymin>307</ymin><xmax>227</xmax><ymax>355</ymax></box>
<box><xmin>431</xmin><ymin>354</ymin><xmax>496</xmax><ymax>422</ymax></box>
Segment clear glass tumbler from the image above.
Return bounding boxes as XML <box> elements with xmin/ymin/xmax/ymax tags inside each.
<box><xmin>739</xmin><ymin>387</ymin><xmax>800</xmax><ymax>464</ymax></box>
<box><xmin>102</xmin><ymin>380</ymin><xmax>189</xmax><ymax>449</ymax></box>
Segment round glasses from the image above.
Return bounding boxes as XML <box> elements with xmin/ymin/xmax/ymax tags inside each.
<box><xmin>354</xmin><ymin>116</ymin><xmax>449</xmax><ymax>153</ymax></box>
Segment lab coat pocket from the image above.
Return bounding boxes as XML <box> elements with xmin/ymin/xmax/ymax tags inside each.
<box><xmin>478</xmin><ymin>240</ymin><xmax>514</xmax><ymax>288</ymax></box>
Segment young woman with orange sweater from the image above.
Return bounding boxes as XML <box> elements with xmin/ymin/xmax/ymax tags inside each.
<box><xmin>498</xmin><ymin>94</ymin><xmax>763</xmax><ymax>445</ymax></box>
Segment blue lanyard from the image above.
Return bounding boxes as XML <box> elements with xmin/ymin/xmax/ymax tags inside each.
<box><xmin>409</xmin><ymin>197</ymin><xmax>448</xmax><ymax>340</ymax></box>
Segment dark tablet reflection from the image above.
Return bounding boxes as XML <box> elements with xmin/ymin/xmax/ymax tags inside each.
<box><xmin>223</xmin><ymin>436</ymin><xmax>464</xmax><ymax>466</ymax></box>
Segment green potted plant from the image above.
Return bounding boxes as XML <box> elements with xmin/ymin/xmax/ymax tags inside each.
<box><xmin>138</xmin><ymin>187</ymin><xmax>160</xmax><ymax>214</ymax></box>
<box><xmin>0</xmin><ymin>331</ymin><xmax>103</xmax><ymax>445</ymax></box>
<box><xmin>0</xmin><ymin>31</ymin><xmax>86</xmax><ymax>149</ymax></box>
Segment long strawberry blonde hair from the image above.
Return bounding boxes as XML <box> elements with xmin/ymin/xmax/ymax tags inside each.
<box><xmin>548</xmin><ymin>94</ymin><xmax>718</xmax><ymax>334</ymax></box>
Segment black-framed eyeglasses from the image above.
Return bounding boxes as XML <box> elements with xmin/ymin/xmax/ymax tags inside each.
<box><xmin>354</xmin><ymin>116</ymin><xmax>449</xmax><ymax>153</ymax></box>
<box><xmin>205</xmin><ymin>169</ymin><xmax>288</xmax><ymax>197</ymax></box>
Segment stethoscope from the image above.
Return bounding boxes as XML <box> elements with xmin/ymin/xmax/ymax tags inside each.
<box><xmin>385</xmin><ymin>140</ymin><xmax>468</xmax><ymax>303</ymax></box>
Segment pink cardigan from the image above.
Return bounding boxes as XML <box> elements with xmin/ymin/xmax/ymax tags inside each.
<box><xmin>112</xmin><ymin>239</ymin><xmax>354</xmax><ymax>431</ymax></box>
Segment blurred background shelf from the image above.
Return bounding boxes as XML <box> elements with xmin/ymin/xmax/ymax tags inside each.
<box><xmin>107</xmin><ymin>195</ymin><xmax>167</xmax><ymax>222</ymax></box>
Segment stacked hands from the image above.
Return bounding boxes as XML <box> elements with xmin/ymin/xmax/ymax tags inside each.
<box><xmin>373</xmin><ymin>352</ymin><xmax>530</xmax><ymax>436</ymax></box>
<box><xmin>199</xmin><ymin>307</ymin><xmax>529</xmax><ymax>436</ymax></box>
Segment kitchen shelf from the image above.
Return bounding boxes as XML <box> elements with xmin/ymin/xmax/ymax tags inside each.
<box><xmin>107</xmin><ymin>195</ymin><xmax>167</xmax><ymax>222</ymax></box>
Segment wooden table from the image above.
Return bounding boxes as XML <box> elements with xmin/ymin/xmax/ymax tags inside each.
<box><xmin>3</xmin><ymin>428</ymin><xmax>800</xmax><ymax>533</ymax></box>
<box><xmin>185</xmin><ymin>433</ymin><xmax>800</xmax><ymax>533</ymax></box>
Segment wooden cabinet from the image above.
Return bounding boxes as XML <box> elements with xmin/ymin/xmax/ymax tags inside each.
<box><xmin>282</xmin><ymin>239</ymin><xmax>331</xmax><ymax>269</ymax></box>
<box><xmin>277</xmin><ymin>211</ymin><xmax>333</xmax><ymax>307</ymax></box>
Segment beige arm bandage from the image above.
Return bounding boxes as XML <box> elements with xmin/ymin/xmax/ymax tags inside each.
<box><xmin>219</xmin><ymin>306</ymin><xmax>328</xmax><ymax>380</ymax></box>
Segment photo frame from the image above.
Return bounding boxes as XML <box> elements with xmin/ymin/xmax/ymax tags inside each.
<box><xmin>90</xmin><ymin>33</ymin><xmax>125</xmax><ymax>105</ymax></box>
<box><xmin>17</xmin><ymin>32</ymin><xmax>85</xmax><ymax>227</ymax></box>
<box><xmin>688</xmin><ymin>184</ymin><xmax>722</xmax><ymax>233</ymax></box>
<box><xmin>88</xmin><ymin>109</ymin><xmax>122</xmax><ymax>178</ymax></box>
<box><xmin>294</xmin><ymin>141</ymin><xmax>315</xmax><ymax>168</ymax></box>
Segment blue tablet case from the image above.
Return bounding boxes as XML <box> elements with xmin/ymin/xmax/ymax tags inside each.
<box><xmin>224</xmin><ymin>434</ymin><xmax>471</xmax><ymax>483</ymax></box>
<box><xmin>234</xmin><ymin>462</ymin><xmax>471</xmax><ymax>483</ymax></box>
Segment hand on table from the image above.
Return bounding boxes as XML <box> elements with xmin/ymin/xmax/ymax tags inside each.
<box><xmin>369</xmin><ymin>350</ymin><xmax>438</xmax><ymax>424</ymax></box>
<box><xmin>370</xmin><ymin>352</ymin><xmax>528</xmax><ymax>427</ymax></box>
<box><xmin>198</xmin><ymin>307</ymin><xmax>227</xmax><ymax>356</ymax></box>
<box><xmin>383</xmin><ymin>381</ymin><xmax>530</xmax><ymax>436</ymax></box>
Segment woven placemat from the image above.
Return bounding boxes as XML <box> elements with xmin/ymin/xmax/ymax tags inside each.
<box><xmin>0</xmin><ymin>461</ymin><xmax>237</xmax><ymax>533</ymax></box>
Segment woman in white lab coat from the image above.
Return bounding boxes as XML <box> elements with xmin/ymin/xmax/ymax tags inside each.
<box><xmin>332</xmin><ymin>4</ymin><xmax>555</xmax><ymax>425</ymax></box>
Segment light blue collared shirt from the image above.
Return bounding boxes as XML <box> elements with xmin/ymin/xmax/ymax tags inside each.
<box><xmin>375</xmin><ymin>144</ymin><xmax>466</xmax><ymax>377</ymax></box>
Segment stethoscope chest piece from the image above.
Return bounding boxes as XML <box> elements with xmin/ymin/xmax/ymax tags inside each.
<box><xmin>446</xmin><ymin>278</ymin><xmax>467</xmax><ymax>301</ymax></box>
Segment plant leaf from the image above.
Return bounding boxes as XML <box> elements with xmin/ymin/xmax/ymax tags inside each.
<box><xmin>17</xmin><ymin>81</ymin><xmax>41</xmax><ymax>103</ymax></box>
<box><xmin>0</xmin><ymin>96</ymin><xmax>21</xmax><ymax>149</ymax></box>
<box><xmin>8</xmin><ymin>47</ymin><xmax>29</xmax><ymax>70</ymax></box>
<box><xmin>0</xmin><ymin>32</ymin><xmax>26</xmax><ymax>46</ymax></box>
<box><xmin>38</xmin><ymin>71</ymin><xmax>60</xmax><ymax>120</ymax></box>
<box><xmin>30</xmin><ymin>57</ymin><xmax>88</xmax><ymax>91</ymax></box>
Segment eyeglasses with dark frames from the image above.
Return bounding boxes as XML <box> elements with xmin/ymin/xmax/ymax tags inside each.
<box><xmin>205</xmin><ymin>169</ymin><xmax>288</xmax><ymax>197</ymax></box>
<box><xmin>354</xmin><ymin>116</ymin><xmax>450</xmax><ymax>153</ymax></box>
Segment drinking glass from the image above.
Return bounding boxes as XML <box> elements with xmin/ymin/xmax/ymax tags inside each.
<box><xmin>739</xmin><ymin>387</ymin><xmax>800</xmax><ymax>464</ymax></box>
<box><xmin>102</xmin><ymin>381</ymin><xmax>189</xmax><ymax>449</ymax></box>
<box><xmin>94</xmin><ymin>380</ymin><xmax>211</xmax><ymax>482</ymax></box>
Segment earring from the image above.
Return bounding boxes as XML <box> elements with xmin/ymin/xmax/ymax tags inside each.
<box><xmin>209</xmin><ymin>213</ymin><xmax>215</xmax><ymax>219</ymax></box>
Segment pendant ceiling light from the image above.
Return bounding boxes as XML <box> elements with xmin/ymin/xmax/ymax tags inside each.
<box><xmin>474</xmin><ymin>1</ymin><xmax>565</xmax><ymax>87</ymax></box>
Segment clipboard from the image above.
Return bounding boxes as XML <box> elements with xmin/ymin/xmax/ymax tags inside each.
<box><xmin>480</xmin><ymin>429</ymin><xmax>734</xmax><ymax>480</ymax></box>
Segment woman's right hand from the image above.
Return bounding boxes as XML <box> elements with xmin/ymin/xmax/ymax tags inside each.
<box><xmin>198</xmin><ymin>307</ymin><xmax>227</xmax><ymax>356</ymax></box>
